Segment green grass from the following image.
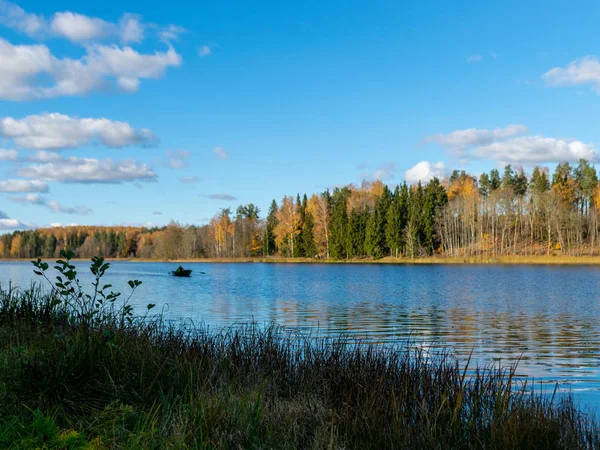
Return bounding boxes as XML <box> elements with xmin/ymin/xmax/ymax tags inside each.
<box><xmin>1</xmin><ymin>286</ymin><xmax>599</xmax><ymax>449</ymax></box>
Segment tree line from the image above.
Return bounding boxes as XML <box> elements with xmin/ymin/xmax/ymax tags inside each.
<box><xmin>3</xmin><ymin>159</ymin><xmax>600</xmax><ymax>260</ymax></box>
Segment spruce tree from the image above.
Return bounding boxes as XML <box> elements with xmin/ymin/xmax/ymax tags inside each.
<box><xmin>385</xmin><ymin>186</ymin><xmax>402</xmax><ymax>257</ymax></box>
<box><xmin>399</xmin><ymin>182</ymin><xmax>409</xmax><ymax>253</ymax></box>
<box><xmin>422</xmin><ymin>177</ymin><xmax>447</xmax><ymax>254</ymax></box>
<box><xmin>329</xmin><ymin>187</ymin><xmax>350</xmax><ymax>259</ymax></box>
<box><xmin>489</xmin><ymin>169</ymin><xmax>501</xmax><ymax>191</ymax></box>
<box><xmin>478</xmin><ymin>173</ymin><xmax>491</xmax><ymax>199</ymax></box>
<box><xmin>530</xmin><ymin>166</ymin><xmax>550</xmax><ymax>194</ymax></box>
<box><xmin>365</xmin><ymin>187</ymin><xmax>391</xmax><ymax>259</ymax></box>
<box><xmin>301</xmin><ymin>195</ymin><xmax>316</xmax><ymax>257</ymax></box>
<box><xmin>264</xmin><ymin>200</ymin><xmax>278</xmax><ymax>256</ymax></box>
<box><xmin>347</xmin><ymin>208</ymin><xmax>365</xmax><ymax>258</ymax></box>
<box><xmin>502</xmin><ymin>165</ymin><xmax>514</xmax><ymax>190</ymax></box>
<box><xmin>294</xmin><ymin>194</ymin><xmax>305</xmax><ymax>257</ymax></box>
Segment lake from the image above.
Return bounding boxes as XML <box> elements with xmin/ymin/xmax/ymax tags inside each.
<box><xmin>2</xmin><ymin>260</ymin><xmax>600</xmax><ymax>409</ymax></box>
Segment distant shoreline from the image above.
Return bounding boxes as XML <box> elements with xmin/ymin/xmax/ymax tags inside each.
<box><xmin>4</xmin><ymin>255</ymin><xmax>600</xmax><ymax>265</ymax></box>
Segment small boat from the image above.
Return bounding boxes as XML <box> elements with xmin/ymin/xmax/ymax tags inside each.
<box><xmin>171</xmin><ymin>266</ymin><xmax>192</xmax><ymax>277</ymax></box>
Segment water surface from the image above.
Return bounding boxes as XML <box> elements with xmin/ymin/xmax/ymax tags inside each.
<box><xmin>2</xmin><ymin>261</ymin><xmax>600</xmax><ymax>408</ymax></box>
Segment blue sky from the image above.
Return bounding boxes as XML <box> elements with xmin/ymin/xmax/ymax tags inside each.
<box><xmin>1</xmin><ymin>0</ymin><xmax>600</xmax><ymax>231</ymax></box>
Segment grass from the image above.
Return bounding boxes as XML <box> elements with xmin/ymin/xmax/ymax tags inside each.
<box><xmin>1</xmin><ymin>286</ymin><xmax>600</xmax><ymax>449</ymax></box>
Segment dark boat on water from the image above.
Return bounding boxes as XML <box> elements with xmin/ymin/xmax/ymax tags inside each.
<box><xmin>171</xmin><ymin>266</ymin><xmax>192</xmax><ymax>277</ymax></box>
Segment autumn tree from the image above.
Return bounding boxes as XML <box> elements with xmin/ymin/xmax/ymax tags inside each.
<box><xmin>274</xmin><ymin>196</ymin><xmax>301</xmax><ymax>256</ymax></box>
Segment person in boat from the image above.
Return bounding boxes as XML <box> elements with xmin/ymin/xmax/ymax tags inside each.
<box><xmin>175</xmin><ymin>265</ymin><xmax>185</xmax><ymax>274</ymax></box>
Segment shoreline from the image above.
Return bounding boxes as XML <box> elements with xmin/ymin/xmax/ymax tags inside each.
<box><xmin>4</xmin><ymin>255</ymin><xmax>600</xmax><ymax>265</ymax></box>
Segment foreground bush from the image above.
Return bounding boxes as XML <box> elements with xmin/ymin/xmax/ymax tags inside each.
<box><xmin>0</xmin><ymin>255</ymin><xmax>599</xmax><ymax>449</ymax></box>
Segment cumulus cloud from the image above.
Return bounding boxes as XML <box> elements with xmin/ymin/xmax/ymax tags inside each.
<box><xmin>467</xmin><ymin>54</ymin><xmax>482</xmax><ymax>63</ymax></box>
<box><xmin>199</xmin><ymin>45</ymin><xmax>211</xmax><ymax>57</ymax></box>
<box><xmin>179</xmin><ymin>176</ymin><xmax>199</xmax><ymax>184</ymax></box>
<box><xmin>0</xmin><ymin>38</ymin><xmax>181</xmax><ymax>100</ymax></box>
<box><xmin>405</xmin><ymin>161</ymin><xmax>446</xmax><ymax>184</ymax></box>
<box><xmin>165</xmin><ymin>150</ymin><xmax>191</xmax><ymax>169</ymax></box>
<box><xmin>425</xmin><ymin>125</ymin><xmax>528</xmax><ymax>152</ymax></box>
<box><xmin>543</xmin><ymin>56</ymin><xmax>600</xmax><ymax>93</ymax></box>
<box><xmin>0</xmin><ymin>148</ymin><xmax>17</xmax><ymax>160</ymax></box>
<box><xmin>25</xmin><ymin>150</ymin><xmax>62</xmax><ymax>162</ymax></box>
<box><xmin>0</xmin><ymin>179</ymin><xmax>48</xmax><ymax>192</ymax></box>
<box><xmin>0</xmin><ymin>0</ymin><xmax>45</xmax><ymax>37</ymax></box>
<box><xmin>50</xmin><ymin>11</ymin><xmax>112</xmax><ymax>42</ymax></box>
<box><xmin>425</xmin><ymin>124</ymin><xmax>597</xmax><ymax>165</ymax></box>
<box><xmin>0</xmin><ymin>217</ymin><xmax>34</xmax><ymax>230</ymax></box>
<box><xmin>50</xmin><ymin>11</ymin><xmax>144</xmax><ymax>44</ymax></box>
<box><xmin>207</xmin><ymin>193</ymin><xmax>237</xmax><ymax>201</ymax></box>
<box><xmin>0</xmin><ymin>1</ymin><xmax>146</xmax><ymax>44</ymax></box>
<box><xmin>213</xmin><ymin>146</ymin><xmax>228</xmax><ymax>159</ymax></box>
<box><xmin>17</xmin><ymin>156</ymin><xmax>157</xmax><ymax>183</ymax></box>
<box><xmin>473</xmin><ymin>136</ymin><xmax>597</xmax><ymax>164</ymax></box>
<box><xmin>0</xmin><ymin>113</ymin><xmax>156</xmax><ymax>149</ymax></box>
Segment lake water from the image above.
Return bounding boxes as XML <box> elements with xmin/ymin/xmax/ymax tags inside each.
<box><xmin>2</xmin><ymin>260</ymin><xmax>600</xmax><ymax>409</ymax></box>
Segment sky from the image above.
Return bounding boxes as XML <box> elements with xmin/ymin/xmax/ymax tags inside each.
<box><xmin>1</xmin><ymin>0</ymin><xmax>600</xmax><ymax>231</ymax></box>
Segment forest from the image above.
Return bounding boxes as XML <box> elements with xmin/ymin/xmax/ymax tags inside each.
<box><xmin>2</xmin><ymin>159</ymin><xmax>600</xmax><ymax>260</ymax></box>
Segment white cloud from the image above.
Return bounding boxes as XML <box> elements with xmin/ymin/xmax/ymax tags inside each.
<box><xmin>199</xmin><ymin>45</ymin><xmax>211</xmax><ymax>57</ymax></box>
<box><xmin>425</xmin><ymin>125</ymin><xmax>528</xmax><ymax>150</ymax></box>
<box><xmin>17</xmin><ymin>156</ymin><xmax>157</xmax><ymax>183</ymax></box>
<box><xmin>473</xmin><ymin>136</ymin><xmax>598</xmax><ymax>164</ymax></box>
<box><xmin>0</xmin><ymin>0</ymin><xmax>46</xmax><ymax>38</ymax></box>
<box><xmin>179</xmin><ymin>175</ymin><xmax>199</xmax><ymax>184</ymax></box>
<box><xmin>165</xmin><ymin>150</ymin><xmax>191</xmax><ymax>169</ymax></box>
<box><xmin>47</xmin><ymin>200</ymin><xmax>91</xmax><ymax>215</ymax></box>
<box><xmin>0</xmin><ymin>217</ymin><xmax>34</xmax><ymax>230</ymax></box>
<box><xmin>1</xmin><ymin>2</ymin><xmax>146</xmax><ymax>44</ymax></box>
<box><xmin>373</xmin><ymin>162</ymin><xmax>397</xmax><ymax>180</ymax></box>
<box><xmin>0</xmin><ymin>179</ymin><xmax>48</xmax><ymax>192</ymax></box>
<box><xmin>426</xmin><ymin>124</ymin><xmax>597</xmax><ymax>165</ymax></box>
<box><xmin>0</xmin><ymin>113</ymin><xmax>157</xmax><ymax>149</ymax></box>
<box><xmin>543</xmin><ymin>56</ymin><xmax>600</xmax><ymax>93</ymax></box>
<box><xmin>6</xmin><ymin>193</ymin><xmax>92</xmax><ymax>215</ymax></box>
<box><xmin>213</xmin><ymin>146</ymin><xmax>228</xmax><ymax>159</ymax></box>
<box><xmin>360</xmin><ymin>162</ymin><xmax>397</xmax><ymax>181</ymax></box>
<box><xmin>0</xmin><ymin>38</ymin><xmax>181</xmax><ymax>100</ymax></box>
<box><xmin>48</xmin><ymin>222</ymin><xmax>79</xmax><ymax>228</ymax></box>
<box><xmin>26</xmin><ymin>150</ymin><xmax>62</xmax><ymax>162</ymax></box>
<box><xmin>7</xmin><ymin>193</ymin><xmax>45</xmax><ymax>205</ymax></box>
<box><xmin>50</xmin><ymin>11</ymin><xmax>112</xmax><ymax>42</ymax></box>
<box><xmin>158</xmin><ymin>25</ymin><xmax>186</xmax><ymax>42</ymax></box>
<box><xmin>119</xmin><ymin>14</ymin><xmax>144</xmax><ymax>44</ymax></box>
<box><xmin>152</xmin><ymin>211</ymin><xmax>162</xmax><ymax>215</ymax></box>
<box><xmin>0</xmin><ymin>148</ymin><xmax>17</xmax><ymax>160</ymax></box>
<box><xmin>467</xmin><ymin>54</ymin><xmax>482</xmax><ymax>63</ymax></box>
<box><xmin>405</xmin><ymin>161</ymin><xmax>446</xmax><ymax>184</ymax></box>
